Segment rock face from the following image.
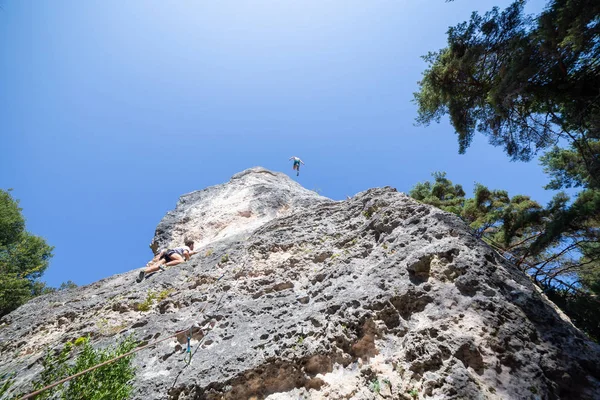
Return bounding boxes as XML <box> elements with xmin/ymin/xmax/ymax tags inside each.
<box><xmin>149</xmin><ymin>167</ymin><xmax>329</xmax><ymax>253</ymax></box>
<box><xmin>1</xmin><ymin>167</ymin><xmax>599</xmax><ymax>400</ymax></box>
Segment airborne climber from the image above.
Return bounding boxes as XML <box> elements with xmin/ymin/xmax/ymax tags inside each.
<box><xmin>289</xmin><ymin>156</ymin><xmax>305</xmax><ymax>176</ymax></box>
<box><xmin>136</xmin><ymin>239</ymin><xmax>198</xmax><ymax>283</ymax></box>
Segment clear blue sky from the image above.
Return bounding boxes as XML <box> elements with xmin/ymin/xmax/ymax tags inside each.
<box><xmin>1</xmin><ymin>0</ymin><xmax>553</xmax><ymax>287</ymax></box>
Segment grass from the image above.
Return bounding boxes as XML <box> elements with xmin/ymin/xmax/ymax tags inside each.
<box><xmin>205</xmin><ymin>249</ymin><xmax>214</xmax><ymax>257</ymax></box>
<box><xmin>220</xmin><ymin>254</ymin><xmax>230</xmax><ymax>264</ymax></box>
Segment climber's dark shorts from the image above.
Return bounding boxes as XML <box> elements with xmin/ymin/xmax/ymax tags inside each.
<box><xmin>160</xmin><ymin>250</ymin><xmax>178</xmax><ymax>262</ymax></box>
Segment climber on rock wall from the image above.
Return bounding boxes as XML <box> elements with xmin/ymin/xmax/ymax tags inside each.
<box><xmin>289</xmin><ymin>156</ymin><xmax>305</xmax><ymax>176</ymax></box>
<box><xmin>136</xmin><ymin>239</ymin><xmax>198</xmax><ymax>282</ymax></box>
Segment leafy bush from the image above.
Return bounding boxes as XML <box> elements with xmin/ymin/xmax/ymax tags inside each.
<box><xmin>0</xmin><ymin>373</ymin><xmax>15</xmax><ymax>398</ymax></box>
<box><xmin>135</xmin><ymin>291</ymin><xmax>157</xmax><ymax>312</ymax></box>
<box><xmin>157</xmin><ymin>288</ymin><xmax>174</xmax><ymax>302</ymax></box>
<box><xmin>33</xmin><ymin>335</ymin><xmax>137</xmax><ymax>400</ymax></box>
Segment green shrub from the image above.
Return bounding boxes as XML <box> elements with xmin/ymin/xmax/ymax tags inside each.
<box><xmin>369</xmin><ymin>379</ymin><xmax>381</xmax><ymax>393</ymax></box>
<box><xmin>157</xmin><ymin>288</ymin><xmax>174</xmax><ymax>302</ymax></box>
<box><xmin>220</xmin><ymin>254</ymin><xmax>230</xmax><ymax>264</ymax></box>
<box><xmin>135</xmin><ymin>291</ymin><xmax>157</xmax><ymax>312</ymax></box>
<box><xmin>33</xmin><ymin>335</ymin><xmax>137</xmax><ymax>400</ymax></box>
<box><xmin>0</xmin><ymin>373</ymin><xmax>15</xmax><ymax>399</ymax></box>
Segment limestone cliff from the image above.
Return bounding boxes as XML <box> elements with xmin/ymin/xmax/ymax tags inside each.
<box><xmin>1</xmin><ymin>167</ymin><xmax>599</xmax><ymax>400</ymax></box>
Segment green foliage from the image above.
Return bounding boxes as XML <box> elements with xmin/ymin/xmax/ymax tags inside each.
<box><xmin>135</xmin><ymin>291</ymin><xmax>157</xmax><ymax>312</ymax></box>
<box><xmin>157</xmin><ymin>288</ymin><xmax>174</xmax><ymax>302</ymax></box>
<box><xmin>410</xmin><ymin>172</ymin><xmax>466</xmax><ymax>215</ymax></box>
<box><xmin>33</xmin><ymin>335</ymin><xmax>137</xmax><ymax>400</ymax></box>
<box><xmin>59</xmin><ymin>280</ymin><xmax>78</xmax><ymax>291</ymax></box>
<box><xmin>0</xmin><ymin>190</ymin><xmax>24</xmax><ymax>247</ymax></box>
<box><xmin>0</xmin><ymin>190</ymin><xmax>54</xmax><ymax>317</ymax></box>
<box><xmin>133</xmin><ymin>288</ymin><xmax>174</xmax><ymax>313</ymax></box>
<box><xmin>410</xmin><ymin>172</ymin><xmax>544</xmax><ymax>243</ymax></box>
<box><xmin>369</xmin><ymin>379</ymin><xmax>381</xmax><ymax>394</ymax></box>
<box><xmin>205</xmin><ymin>249</ymin><xmax>214</xmax><ymax>257</ymax></box>
<box><xmin>408</xmin><ymin>388</ymin><xmax>419</xmax><ymax>399</ymax></box>
<box><xmin>220</xmin><ymin>254</ymin><xmax>230</xmax><ymax>264</ymax></box>
<box><xmin>414</xmin><ymin>0</ymin><xmax>599</xmax><ymax>166</ymax></box>
<box><xmin>74</xmin><ymin>337</ymin><xmax>88</xmax><ymax>346</ymax></box>
<box><xmin>0</xmin><ymin>373</ymin><xmax>15</xmax><ymax>399</ymax></box>
<box><xmin>541</xmin><ymin>143</ymin><xmax>600</xmax><ymax>191</ymax></box>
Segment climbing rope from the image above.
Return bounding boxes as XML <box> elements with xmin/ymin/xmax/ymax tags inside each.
<box><xmin>18</xmin><ymin>251</ymin><xmax>252</xmax><ymax>400</ymax></box>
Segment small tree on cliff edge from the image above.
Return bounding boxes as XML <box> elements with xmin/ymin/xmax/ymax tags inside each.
<box><xmin>0</xmin><ymin>189</ymin><xmax>54</xmax><ymax>317</ymax></box>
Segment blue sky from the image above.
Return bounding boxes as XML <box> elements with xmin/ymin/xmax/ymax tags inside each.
<box><xmin>1</xmin><ymin>0</ymin><xmax>553</xmax><ymax>287</ymax></box>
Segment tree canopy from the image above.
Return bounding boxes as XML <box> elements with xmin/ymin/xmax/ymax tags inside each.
<box><xmin>415</xmin><ymin>0</ymin><xmax>599</xmax><ymax>168</ymax></box>
<box><xmin>0</xmin><ymin>190</ymin><xmax>54</xmax><ymax>317</ymax></box>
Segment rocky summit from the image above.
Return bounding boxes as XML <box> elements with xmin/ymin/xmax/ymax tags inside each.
<box><xmin>1</xmin><ymin>167</ymin><xmax>599</xmax><ymax>400</ymax></box>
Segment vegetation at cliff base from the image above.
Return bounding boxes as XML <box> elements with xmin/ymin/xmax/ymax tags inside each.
<box><xmin>32</xmin><ymin>335</ymin><xmax>137</xmax><ymax>400</ymax></box>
